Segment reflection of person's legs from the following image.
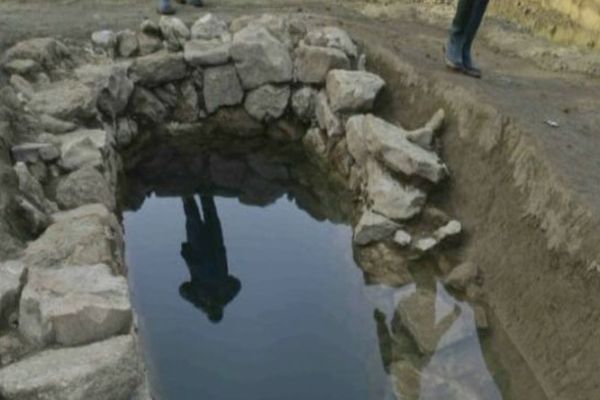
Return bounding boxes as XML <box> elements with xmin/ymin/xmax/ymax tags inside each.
<box><xmin>200</xmin><ymin>195</ymin><xmax>228</xmax><ymax>274</ymax></box>
<box><xmin>182</xmin><ymin>196</ymin><xmax>205</xmax><ymax>246</ymax></box>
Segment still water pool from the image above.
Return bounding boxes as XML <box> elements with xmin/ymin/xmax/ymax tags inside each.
<box><xmin>125</xmin><ymin>191</ymin><xmax>505</xmax><ymax>400</ymax></box>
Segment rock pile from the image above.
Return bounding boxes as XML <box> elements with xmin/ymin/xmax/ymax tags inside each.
<box><xmin>0</xmin><ymin>12</ymin><xmax>471</xmax><ymax>400</ymax></box>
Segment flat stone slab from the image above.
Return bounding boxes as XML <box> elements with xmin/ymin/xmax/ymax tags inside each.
<box><xmin>184</xmin><ymin>39</ymin><xmax>231</xmax><ymax>66</ymax></box>
<box><xmin>0</xmin><ymin>335</ymin><xmax>140</xmax><ymax>400</ymax></box>
<box><xmin>19</xmin><ymin>264</ymin><xmax>131</xmax><ymax>346</ymax></box>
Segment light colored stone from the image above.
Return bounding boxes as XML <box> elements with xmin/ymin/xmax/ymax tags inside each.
<box><xmin>30</xmin><ymin>80</ymin><xmax>95</xmax><ymax>120</ymax></box>
<box><xmin>353</xmin><ymin>209</ymin><xmax>400</xmax><ymax>245</ymax></box>
<box><xmin>9</xmin><ymin>74</ymin><xmax>34</xmax><ymax>100</ymax></box>
<box><xmin>294</xmin><ymin>44</ymin><xmax>350</xmax><ymax>84</ymax></box>
<box><xmin>394</xmin><ymin>230</ymin><xmax>412</xmax><ymax>247</ymax></box>
<box><xmin>414</xmin><ymin>237</ymin><xmax>438</xmax><ymax>253</ymax></box>
<box><xmin>302</xmin><ymin>128</ymin><xmax>327</xmax><ymax>159</ymax></box>
<box><xmin>230</xmin><ymin>25</ymin><xmax>293</xmax><ymax>89</ymax></box>
<box><xmin>0</xmin><ymin>335</ymin><xmax>140</xmax><ymax>400</ymax></box>
<box><xmin>14</xmin><ymin>162</ymin><xmax>56</xmax><ymax>215</ymax></box>
<box><xmin>191</xmin><ymin>13</ymin><xmax>230</xmax><ymax>41</ymax></box>
<box><xmin>0</xmin><ymin>261</ymin><xmax>26</xmax><ymax>327</ymax></box>
<box><xmin>346</xmin><ymin>114</ymin><xmax>447</xmax><ymax>183</ymax></box>
<box><xmin>315</xmin><ymin>90</ymin><xmax>343</xmax><ymax>137</ymax></box>
<box><xmin>91</xmin><ymin>30</ymin><xmax>117</xmax><ymax>53</ymax></box>
<box><xmin>184</xmin><ymin>39</ymin><xmax>231</xmax><ymax>66</ymax></box>
<box><xmin>305</xmin><ymin>26</ymin><xmax>358</xmax><ymax>58</ymax></box>
<box><xmin>3</xmin><ymin>58</ymin><xmax>39</xmax><ymax>76</ymax></box>
<box><xmin>244</xmin><ymin>84</ymin><xmax>290</xmax><ymax>121</ymax></box>
<box><xmin>56</xmin><ymin>166</ymin><xmax>115</xmax><ymax>211</ymax></box>
<box><xmin>39</xmin><ymin>114</ymin><xmax>76</xmax><ymax>134</ymax></box>
<box><xmin>435</xmin><ymin>220</ymin><xmax>462</xmax><ymax>242</ymax></box>
<box><xmin>19</xmin><ymin>264</ymin><xmax>131</xmax><ymax>346</ymax></box>
<box><xmin>405</xmin><ymin>108</ymin><xmax>446</xmax><ymax>149</ymax></box>
<box><xmin>130</xmin><ymin>51</ymin><xmax>187</xmax><ymax>87</ymax></box>
<box><xmin>230</xmin><ymin>14</ymin><xmax>293</xmax><ymax>48</ymax></box>
<box><xmin>445</xmin><ymin>262</ymin><xmax>480</xmax><ymax>291</ymax></box>
<box><xmin>2</xmin><ymin>37</ymin><xmax>70</xmax><ymax>70</ymax></box>
<box><xmin>326</xmin><ymin>69</ymin><xmax>385</xmax><ymax>112</ymax></box>
<box><xmin>291</xmin><ymin>87</ymin><xmax>317</xmax><ymax>122</ymax></box>
<box><xmin>366</xmin><ymin>159</ymin><xmax>426</xmax><ymax>221</ymax></box>
<box><xmin>353</xmin><ymin>243</ymin><xmax>413</xmax><ymax>287</ymax></box>
<box><xmin>203</xmin><ymin>64</ymin><xmax>244</xmax><ymax>114</ymax></box>
<box><xmin>57</xmin><ymin>129</ymin><xmax>108</xmax><ymax>172</ymax></box>
<box><xmin>159</xmin><ymin>16</ymin><xmax>190</xmax><ymax>51</ymax></box>
<box><xmin>137</xmin><ymin>32</ymin><xmax>162</xmax><ymax>56</ymax></box>
<box><xmin>11</xmin><ymin>143</ymin><xmax>58</xmax><ymax>164</ymax></box>
<box><xmin>23</xmin><ymin>204</ymin><xmax>124</xmax><ymax>272</ymax></box>
<box><xmin>116</xmin><ymin>29</ymin><xmax>139</xmax><ymax>58</ymax></box>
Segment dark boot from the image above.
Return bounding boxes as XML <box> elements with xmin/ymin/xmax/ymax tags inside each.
<box><xmin>446</xmin><ymin>0</ymin><xmax>475</xmax><ymax>70</ymax></box>
<box><xmin>462</xmin><ymin>0</ymin><xmax>489</xmax><ymax>78</ymax></box>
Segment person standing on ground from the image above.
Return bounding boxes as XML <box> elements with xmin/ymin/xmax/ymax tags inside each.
<box><xmin>158</xmin><ymin>0</ymin><xmax>204</xmax><ymax>15</ymax></box>
<box><xmin>445</xmin><ymin>0</ymin><xmax>490</xmax><ymax>78</ymax></box>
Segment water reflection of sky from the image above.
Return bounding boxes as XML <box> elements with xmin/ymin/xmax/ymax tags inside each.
<box><xmin>125</xmin><ymin>194</ymin><xmax>501</xmax><ymax>400</ymax></box>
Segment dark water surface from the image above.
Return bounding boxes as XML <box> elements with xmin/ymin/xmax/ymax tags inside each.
<box><xmin>125</xmin><ymin>192</ymin><xmax>505</xmax><ymax>400</ymax></box>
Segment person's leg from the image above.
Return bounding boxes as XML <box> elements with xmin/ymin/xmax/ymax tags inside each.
<box><xmin>446</xmin><ymin>0</ymin><xmax>475</xmax><ymax>69</ymax></box>
<box><xmin>462</xmin><ymin>0</ymin><xmax>490</xmax><ymax>78</ymax></box>
<box><xmin>158</xmin><ymin>0</ymin><xmax>176</xmax><ymax>14</ymax></box>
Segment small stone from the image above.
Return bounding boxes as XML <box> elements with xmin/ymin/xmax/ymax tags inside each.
<box><xmin>304</xmin><ymin>26</ymin><xmax>358</xmax><ymax>58</ymax></box>
<box><xmin>315</xmin><ymin>90</ymin><xmax>342</xmax><ymax>138</ymax></box>
<box><xmin>39</xmin><ymin>114</ymin><xmax>77</xmax><ymax>134</ymax></box>
<box><xmin>414</xmin><ymin>237</ymin><xmax>438</xmax><ymax>253</ymax></box>
<box><xmin>0</xmin><ymin>261</ymin><xmax>26</xmax><ymax>327</ymax></box>
<box><xmin>56</xmin><ymin>166</ymin><xmax>115</xmax><ymax>211</ymax></box>
<box><xmin>326</xmin><ymin>69</ymin><xmax>385</xmax><ymax>112</ymax></box>
<box><xmin>353</xmin><ymin>209</ymin><xmax>400</xmax><ymax>245</ymax></box>
<box><xmin>203</xmin><ymin>64</ymin><xmax>244</xmax><ymax>114</ymax></box>
<box><xmin>393</xmin><ymin>230</ymin><xmax>412</xmax><ymax>247</ymax></box>
<box><xmin>159</xmin><ymin>16</ymin><xmax>190</xmax><ymax>51</ymax></box>
<box><xmin>184</xmin><ymin>39</ymin><xmax>231</xmax><ymax>66</ymax></box>
<box><xmin>244</xmin><ymin>84</ymin><xmax>290</xmax><ymax>121</ymax></box>
<box><xmin>91</xmin><ymin>30</ymin><xmax>117</xmax><ymax>53</ymax></box>
<box><xmin>116</xmin><ymin>29</ymin><xmax>139</xmax><ymax>57</ymax></box>
<box><xmin>445</xmin><ymin>262</ymin><xmax>480</xmax><ymax>291</ymax></box>
<box><xmin>291</xmin><ymin>87</ymin><xmax>317</xmax><ymax>122</ymax></box>
<box><xmin>130</xmin><ymin>51</ymin><xmax>187</xmax><ymax>87</ymax></box>
<box><xmin>294</xmin><ymin>44</ymin><xmax>350</xmax><ymax>84</ymax></box>
<box><xmin>190</xmin><ymin>13</ymin><xmax>230</xmax><ymax>41</ymax></box>
<box><xmin>137</xmin><ymin>32</ymin><xmax>162</xmax><ymax>56</ymax></box>
<box><xmin>230</xmin><ymin>25</ymin><xmax>293</xmax><ymax>89</ymax></box>
<box><xmin>434</xmin><ymin>220</ymin><xmax>462</xmax><ymax>242</ymax></box>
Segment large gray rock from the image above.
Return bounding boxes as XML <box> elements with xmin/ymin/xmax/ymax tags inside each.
<box><xmin>130</xmin><ymin>51</ymin><xmax>187</xmax><ymax>87</ymax></box>
<box><xmin>304</xmin><ymin>27</ymin><xmax>358</xmax><ymax>58</ymax></box>
<box><xmin>291</xmin><ymin>87</ymin><xmax>317</xmax><ymax>122</ymax></box>
<box><xmin>244</xmin><ymin>84</ymin><xmax>290</xmax><ymax>121</ymax></box>
<box><xmin>130</xmin><ymin>86</ymin><xmax>168</xmax><ymax>124</ymax></box>
<box><xmin>56</xmin><ymin>166</ymin><xmax>115</xmax><ymax>211</ymax></box>
<box><xmin>191</xmin><ymin>13</ymin><xmax>230</xmax><ymax>41</ymax></box>
<box><xmin>29</xmin><ymin>80</ymin><xmax>95</xmax><ymax>120</ymax></box>
<box><xmin>326</xmin><ymin>70</ymin><xmax>385</xmax><ymax>112</ymax></box>
<box><xmin>203</xmin><ymin>64</ymin><xmax>244</xmax><ymax>114</ymax></box>
<box><xmin>57</xmin><ymin>129</ymin><xmax>108</xmax><ymax>172</ymax></box>
<box><xmin>23</xmin><ymin>204</ymin><xmax>124</xmax><ymax>273</ymax></box>
<box><xmin>2</xmin><ymin>37</ymin><xmax>71</xmax><ymax>70</ymax></box>
<box><xmin>353</xmin><ymin>209</ymin><xmax>400</xmax><ymax>245</ymax></box>
<box><xmin>0</xmin><ymin>261</ymin><xmax>26</xmax><ymax>328</ymax></box>
<box><xmin>315</xmin><ymin>90</ymin><xmax>343</xmax><ymax>138</ymax></box>
<box><xmin>230</xmin><ymin>26</ymin><xmax>293</xmax><ymax>89</ymax></box>
<box><xmin>0</xmin><ymin>335</ymin><xmax>141</xmax><ymax>400</ymax></box>
<box><xmin>346</xmin><ymin>114</ymin><xmax>447</xmax><ymax>183</ymax></box>
<box><xmin>366</xmin><ymin>159</ymin><xmax>426</xmax><ymax>221</ymax></box>
<box><xmin>294</xmin><ymin>44</ymin><xmax>350</xmax><ymax>84</ymax></box>
<box><xmin>184</xmin><ymin>39</ymin><xmax>231</xmax><ymax>66</ymax></box>
<box><xmin>159</xmin><ymin>16</ymin><xmax>190</xmax><ymax>51</ymax></box>
<box><xmin>19</xmin><ymin>264</ymin><xmax>131</xmax><ymax>346</ymax></box>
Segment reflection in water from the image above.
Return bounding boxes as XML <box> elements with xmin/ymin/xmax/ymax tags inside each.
<box><xmin>180</xmin><ymin>195</ymin><xmax>241</xmax><ymax>323</ymax></box>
